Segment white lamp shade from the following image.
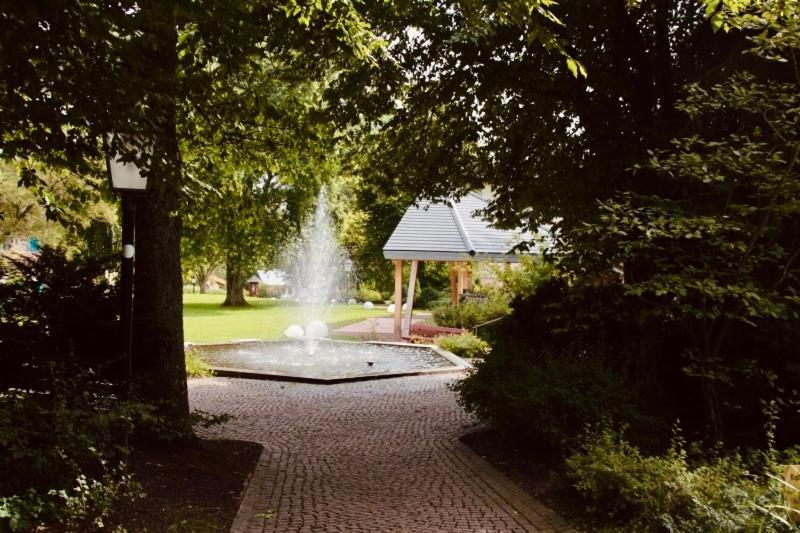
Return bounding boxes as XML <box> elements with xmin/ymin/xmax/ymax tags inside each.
<box><xmin>105</xmin><ymin>134</ymin><xmax>149</xmax><ymax>192</ymax></box>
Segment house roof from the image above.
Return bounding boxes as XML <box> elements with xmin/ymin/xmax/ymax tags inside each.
<box><xmin>256</xmin><ymin>269</ymin><xmax>287</xmax><ymax>286</ymax></box>
<box><xmin>383</xmin><ymin>192</ymin><xmax>542</xmax><ymax>262</ymax></box>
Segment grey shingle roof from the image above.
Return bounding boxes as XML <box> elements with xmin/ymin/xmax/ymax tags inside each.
<box><xmin>383</xmin><ymin>193</ymin><xmax>538</xmax><ymax>262</ymax></box>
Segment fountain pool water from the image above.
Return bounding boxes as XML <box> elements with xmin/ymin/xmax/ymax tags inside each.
<box><xmin>190</xmin><ymin>340</ymin><xmax>467</xmax><ymax>382</ymax></box>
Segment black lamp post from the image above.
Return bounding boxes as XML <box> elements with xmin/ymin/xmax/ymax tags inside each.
<box><xmin>105</xmin><ymin>135</ymin><xmax>149</xmax><ymax>404</ymax></box>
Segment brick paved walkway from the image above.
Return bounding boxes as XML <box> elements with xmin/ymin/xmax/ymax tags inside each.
<box><xmin>189</xmin><ymin>375</ymin><xmax>572</xmax><ymax>532</ymax></box>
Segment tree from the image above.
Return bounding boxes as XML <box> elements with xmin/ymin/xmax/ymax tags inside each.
<box><xmin>581</xmin><ymin>0</ymin><xmax>800</xmax><ymax>439</ymax></box>
<box><xmin>329</xmin><ymin>0</ymin><xmax>743</xmax><ymax>243</ymax></box>
<box><xmin>1</xmin><ymin>0</ymin><xmax>379</xmax><ymax>432</ymax></box>
<box><xmin>180</xmin><ymin>51</ymin><xmax>340</xmax><ymax>307</ymax></box>
<box><xmin>0</xmin><ymin>163</ymin><xmax>116</xmax><ymax>254</ymax></box>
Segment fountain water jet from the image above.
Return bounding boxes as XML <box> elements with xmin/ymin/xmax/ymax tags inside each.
<box><xmin>283</xmin><ymin>188</ymin><xmax>347</xmax><ymax>354</ymax></box>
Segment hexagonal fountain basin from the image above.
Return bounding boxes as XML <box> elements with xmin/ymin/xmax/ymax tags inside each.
<box><xmin>188</xmin><ymin>339</ymin><xmax>467</xmax><ymax>383</ymax></box>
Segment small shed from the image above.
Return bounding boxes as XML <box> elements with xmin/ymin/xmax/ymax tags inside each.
<box><xmin>383</xmin><ymin>192</ymin><xmax>543</xmax><ymax>338</ymax></box>
<box><xmin>246</xmin><ymin>275</ymin><xmax>261</xmax><ymax>297</ymax></box>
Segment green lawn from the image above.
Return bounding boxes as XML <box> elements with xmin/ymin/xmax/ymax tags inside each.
<box><xmin>183</xmin><ymin>293</ymin><xmax>386</xmax><ymax>343</ymax></box>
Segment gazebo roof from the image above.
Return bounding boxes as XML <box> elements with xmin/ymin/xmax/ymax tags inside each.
<box><xmin>383</xmin><ymin>192</ymin><xmax>540</xmax><ymax>262</ymax></box>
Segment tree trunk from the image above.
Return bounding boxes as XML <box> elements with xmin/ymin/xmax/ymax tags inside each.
<box><xmin>223</xmin><ymin>261</ymin><xmax>247</xmax><ymax>307</ymax></box>
<box><xmin>195</xmin><ymin>264</ymin><xmax>214</xmax><ymax>294</ymax></box>
<box><xmin>701</xmin><ymin>377</ymin><xmax>724</xmax><ymax>442</ymax></box>
<box><xmin>132</xmin><ymin>1</ymin><xmax>191</xmax><ymax>436</ymax></box>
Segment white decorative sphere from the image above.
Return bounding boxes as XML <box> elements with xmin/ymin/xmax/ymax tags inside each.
<box><xmin>362</xmin><ymin>301</ymin><xmax>374</xmax><ymax>309</ymax></box>
<box><xmin>284</xmin><ymin>324</ymin><xmax>304</xmax><ymax>339</ymax></box>
<box><xmin>387</xmin><ymin>304</ymin><xmax>395</xmax><ymax>313</ymax></box>
<box><xmin>347</xmin><ymin>298</ymin><xmax>357</xmax><ymax>305</ymax></box>
<box><xmin>306</xmin><ymin>320</ymin><xmax>329</xmax><ymax>339</ymax></box>
<box><xmin>402</xmin><ymin>303</ymin><xmax>408</xmax><ymax>311</ymax></box>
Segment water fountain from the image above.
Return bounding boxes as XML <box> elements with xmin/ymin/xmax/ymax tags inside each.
<box><xmin>282</xmin><ymin>187</ymin><xmax>345</xmax><ymax>355</ymax></box>
<box><xmin>188</xmin><ymin>188</ymin><xmax>467</xmax><ymax>383</ymax></box>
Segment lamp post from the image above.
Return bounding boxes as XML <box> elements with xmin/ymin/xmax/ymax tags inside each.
<box><xmin>344</xmin><ymin>259</ymin><xmax>353</xmax><ymax>302</ymax></box>
<box><xmin>105</xmin><ymin>135</ymin><xmax>149</xmax><ymax>406</ymax></box>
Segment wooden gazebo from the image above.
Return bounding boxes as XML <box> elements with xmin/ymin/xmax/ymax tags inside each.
<box><xmin>382</xmin><ymin>192</ymin><xmax>541</xmax><ymax>338</ymax></box>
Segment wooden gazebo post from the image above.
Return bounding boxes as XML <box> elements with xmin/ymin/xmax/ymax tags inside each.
<box><xmin>393</xmin><ymin>260</ymin><xmax>403</xmax><ymax>338</ymax></box>
<box><xmin>402</xmin><ymin>260</ymin><xmax>419</xmax><ymax>337</ymax></box>
<box><xmin>449</xmin><ymin>262</ymin><xmax>458</xmax><ymax>305</ymax></box>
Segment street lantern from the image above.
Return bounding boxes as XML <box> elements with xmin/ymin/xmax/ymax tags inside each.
<box><xmin>105</xmin><ymin>134</ymin><xmax>149</xmax><ymax>409</ymax></box>
<box><xmin>344</xmin><ymin>259</ymin><xmax>353</xmax><ymax>301</ymax></box>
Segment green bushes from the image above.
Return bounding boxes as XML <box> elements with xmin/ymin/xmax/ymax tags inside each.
<box><xmin>256</xmin><ymin>284</ymin><xmax>283</xmax><ymax>298</ymax></box>
<box><xmin>185</xmin><ymin>348</ymin><xmax>213</xmax><ymax>378</ymax></box>
<box><xmin>455</xmin><ymin>355</ymin><xmax>652</xmax><ymax>451</ymax></box>
<box><xmin>0</xmin><ymin>371</ymin><xmax>148</xmax><ymax>530</ymax></box>
<box><xmin>0</xmin><ymin>248</ymin><xmax>145</xmax><ymax>530</ymax></box>
<box><xmin>436</xmin><ymin>333</ymin><xmax>491</xmax><ymax>358</ymax></box>
<box><xmin>415</xmin><ymin>286</ymin><xmax>442</xmax><ymax>309</ymax></box>
<box><xmin>432</xmin><ymin>294</ymin><xmax>510</xmax><ymax>329</ymax></box>
<box><xmin>496</xmin><ymin>256</ymin><xmax>555</xmax><ymax>299</ymax></box>
<box><xmin>358</xmin><ymin>285</ymin><xmax>383</xmax><ymax>303</ymax></box>
<box><xmin>566</xmin><ymin>428</ymin><xmax>799</xmax><ymax>531</ymax></box>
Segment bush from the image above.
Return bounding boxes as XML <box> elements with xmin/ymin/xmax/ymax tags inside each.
<box><xmin>257</xmin><ymin>284</ymin><xmax>283</xmax><ymax>298</ymax></box>
<box><xmin>416</xmin><ymin>286</ymin><xmax>442</xmax><ymax>309</ymax></box>
<box><xmin>496</xmin><ymin>256</ymin><xmax>556</xmax><ymax>299</ymax></box>
<box><xmin>432</xmin><ymin>294</ymin><xmax>511</xmax><ymax>329</ymax></box>
<box><xmin>565</xmin><ymin>428</ymin><xmax>798</xmax><ymax>531</ymax></box>
<box><xmin>358</xmin><ymin>285</ymin><xmax>383</xmax><ymax>303</ymax></box>
<box><xmin>0</xmin><ymin>248</ymin><xmax>145</xmax><ymax>529</ymax></box>
<box><xmin>455</xmin><ymin>355</ymin><xmax>653</xmax><ymax>452</ymax></box>
<box><xmin>0</xmin><ymin>389</ymin><xmax>145</xmax><ymax>531</ymax></box>
<box><xmin>185</xmin><ymin>348</ymin><xmax>213</xmax><ymax>378</ymax></box>
<box><xmin>436</xmin><ymin>333</ymin><xmax>491</xmax><ymax>359</ymax></box>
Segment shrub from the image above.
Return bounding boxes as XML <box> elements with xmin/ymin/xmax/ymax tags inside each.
<box><xmin>436</xmin><ymin>333</ymin><xmax>491</xmax><ymax>359</ymax></box>
<box><xmin>416</xmin><ymin>286</ymin><xmax>442</xmax><ymax>309</ymax></box>
<box><xmin>0</xmin><ymin>248</ymin><xmax>145</xmax><ymax>529</ymax></box>
<box><xmin>565</xmin><ymin>428</ymin><xmax>798</xmax><ymax>531</ymax></box>
<box><xmin>185</xmin><ymin>348</ymin><xmax>213</xmax><ymax>378</ymax></box>
<box><xmin>454</xmin><ymin>355</ymin><xmax>653</xmax><ymax>452</ymax></box>
<box><xmin>432</xmin><ymin>294</ymin><xmax>510</xmax><ymax>329</ymax></box>
<box><xmin>496</xmin><ymin>256</ymin><xmax>556</xmax><ymax>299</ymax></box>
<box><xmin>256</xmin><ymin>284</ymin><xmax>283</xmax><ymax>298</ymax></box>
<box><xmin>358</xmin><ymin>285</ymin><xmax>383</xmax><ymax>303</ymax></box>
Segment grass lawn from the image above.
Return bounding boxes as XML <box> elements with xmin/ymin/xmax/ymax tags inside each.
<box><xmin>183</xmin><ymin>293</ymin><xmax>387</xmax><ymax>343</ymax></box>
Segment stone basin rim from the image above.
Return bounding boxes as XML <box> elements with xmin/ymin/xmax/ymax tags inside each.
<box><xmin>185</xmin><ymin>339</ymin><xmax>469</xmax><ymax>384</ymax></box>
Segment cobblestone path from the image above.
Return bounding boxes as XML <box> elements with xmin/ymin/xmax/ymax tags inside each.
<box><xmin>189</xmin><ymin>375</ymin><xmax>572</xmax><ymax>532</ymax></box>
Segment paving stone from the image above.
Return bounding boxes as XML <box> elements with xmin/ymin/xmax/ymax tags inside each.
<box><xmin>189</xmin><ymin>375</ymin><xmax>573</xmax><ymax>532</ymax></box>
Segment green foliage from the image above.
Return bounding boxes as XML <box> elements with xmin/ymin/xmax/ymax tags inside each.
<box><xmin>0</xmin><ymin>247</ymin><xmax>120</xmax><ymax>390</ymax></box>
<box><xmin>495</xmin><ymin>256</ymin><xmax>556</xmax><ymax>299</ymax></box>
<box><xmin>330</xmin><ymin>0</ymin><xmax>739</xmax><ymax>246</ymax></box>
<box><xmin>0</xmin><ymin>469</ymin><xmax>141</xmax><ymax>532</ymax></box>
<box><xmin>566</xmin><ymin>428</ymin><xmax>799</xmax><ymax>531</ymax></box>
<box><xmin>358</xmin><ymin>285</ymin><xmax>383</xmax><ymax>303</ymax></box>
<box><xmin>416</xmin><ymin>286</ymin><xmax>442</xmax><ymax>309</ymax></box>
<box><xmin>579</xmin><ymin>1</ymin><xmax>800</xmax><ymax>437</ymax></box>
<box><xmin>256</xmin><ymin>284</ymin><xmax>283</xmax><ymax>299</ymax></box>
<box><xmin>0</xmin><ymin>248</ymin><xmax>150</xmax><ymax>530</ymax></box>
<box><xmin>185</xmin><ymin>349</ymin><xmax>213</xmax><ymax>378</ymax></box>
<box><xmin>455</xmin><ymin>356</ymin><xmax>652</xmax><ymax>452</ymax></box>
<box><xmin>432</xmin><ymin>294</ymin><xmax>511</xmax><ymax>329</ymax></box>
<box><xmin>436</xmin><ymin>333</ymin><xmax>490</xmax><ymax>359</ymax></box>
<box><xmin>0</xmin><ymin>163</ymin><xmax>116</xmax><ymax>255</ymax></box>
